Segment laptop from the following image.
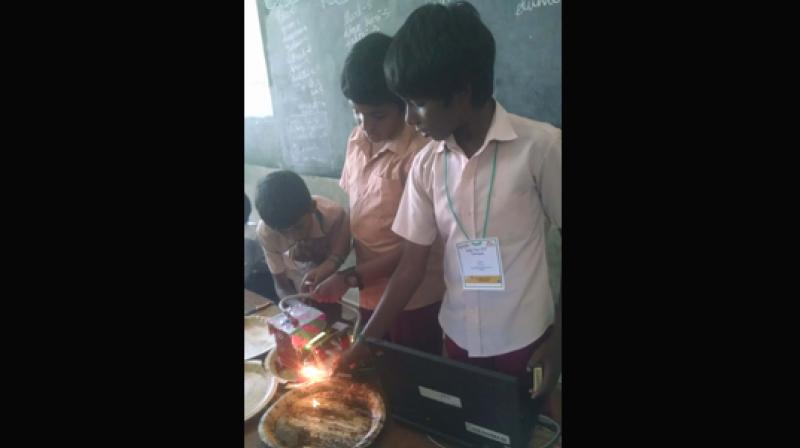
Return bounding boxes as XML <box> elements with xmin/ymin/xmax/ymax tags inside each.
<box><xmin>366</xmin><ymin>337</ymin><xmax>540</xmax><ymax>448</ymax></box>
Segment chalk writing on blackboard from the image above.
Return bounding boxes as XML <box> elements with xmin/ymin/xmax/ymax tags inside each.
<box><xmin>285</xmin><ymin>102</ymin><xmax>329</xmax><ymax>140</ymax></box>
<box><xmin>515</xmin><ymin>0</ymin><xmax>561</xmax><ymax>17</ymax></box>
<box><xmin>276</xmin><ymin>3</ymin><xmax>331</xmax><ymax>152</ymax></box>
<box><xmin>320</xmin><ymin>0</ymin><xmax>349</xmax><ymax>7</ymax></box>
<box><xmin>258</xmin><ymin>0</ymin><xmax>562</xmax><ymax>177</ymax></box>
<box><xmin>265</xmin><ymin>0</ymin><xmax>301</xmax><ymax>10</ymax></box>
<box><xmin>343</xmin><ymin>0</ymin><xmax>390</xmax><ymax>48</ymax></box>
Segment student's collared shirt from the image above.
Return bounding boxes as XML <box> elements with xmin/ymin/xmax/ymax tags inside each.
<box><xmin>340</xmin><ymin>123</ymin><xmax>445</xmax><ymax>310</ymax></box>
<box><xmin>392</xmin><ymin>102</ymin><xmax>561</xmax><ymax>357</ymax></box>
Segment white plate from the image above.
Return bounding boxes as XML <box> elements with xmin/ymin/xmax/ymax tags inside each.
<box><xmin>245</xmin><ymin>360</ymin><xmax>278</xmax><ymax>421</ymax></box>
<box><xmin>245</xmin><ymin>315</ymin><xmax>276</xmax><ymax>360</ymax></box>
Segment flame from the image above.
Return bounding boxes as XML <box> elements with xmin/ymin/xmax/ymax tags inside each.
<box><xmin>311</xmin><ymin>399</ymin><xmax>320</xmax><ymax>408</ymax></box>
<box><xmin>300</xmin><ymin>364</ymin><xmax>327</xmax><ymax>381</ymax></box>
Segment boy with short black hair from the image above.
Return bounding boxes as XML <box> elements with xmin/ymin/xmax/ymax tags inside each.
<box><xmin>340</xmin><ymin>1</ymin><xmax>562</xmax><ymax>405</ymax></box>
<box><xmin>312</xmin><ymin>32</ymin><xmax>446</xmax><ymax>356</ymax></box>
<box><xmin>254</xmin><ymin>170</ymin><xmax>350</xmax><ymax>320</ymax></box>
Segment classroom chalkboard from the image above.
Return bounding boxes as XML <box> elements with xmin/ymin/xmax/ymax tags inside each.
<box><xmin>252</xmin><ymin>0</ymin><xmax>561</xmax><ymax>178</ymax></box>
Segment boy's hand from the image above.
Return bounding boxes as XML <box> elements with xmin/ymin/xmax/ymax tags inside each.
<box><xmin>312</xmin><ymin>272</ymin><xmax>349</xmax><ymax>303</ymax></box>
<box><xmin>300</xmin><ymin>261</ymin><xmax>337</xmax><ymax>293</ymax></box>
<box><xmin>333</xmin><ymin>339</ymin><xmax>372</xmax><ymax>374</ymax></box>
<box><xmin>526</xmin><ymin>329</ymin><xmax>561</xmax><ymax>400</ymax></box>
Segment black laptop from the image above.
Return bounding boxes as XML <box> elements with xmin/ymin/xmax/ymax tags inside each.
<box><xmin>366</xmin><ymin>337</ymin><xmax>540</xmax><ymax>448</ymax></box>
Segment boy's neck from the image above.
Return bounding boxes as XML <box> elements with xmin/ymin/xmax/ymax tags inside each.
<box><xmin>453</xmin><ymin>99</ymin><xmax>496</xmax><ymax>159</ymax></box>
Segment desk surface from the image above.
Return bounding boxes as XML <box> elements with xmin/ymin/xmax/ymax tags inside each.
<box><xmin>245</xmin><ymin>411</ymin><xmax>443</xmax><ymax>448</ymax></box>
<box><xmin>243</xmin><ymin>293</ymin><xmax>559</xmax><ymax>448</ymax></box>
<box><xmin>246</xmin><ymin>409</ymin><xmax>555</xmax><ymax>448</ymax></box>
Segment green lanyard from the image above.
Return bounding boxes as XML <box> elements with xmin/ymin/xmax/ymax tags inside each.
<box><xmin>444</xmin><ymin>142</ymin><xmax>498</xmax><ymax>240</ymax></box>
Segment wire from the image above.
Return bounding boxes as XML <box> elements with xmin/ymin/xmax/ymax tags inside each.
<box><xmin>537</xmin><ymin>414</ymin><xmax>562</xmax><ymax>448</ymax></box>
<box><xmin>426</xmin><ymin>434</ymin><xmax>450</xmax><ymax>448</ymax></box>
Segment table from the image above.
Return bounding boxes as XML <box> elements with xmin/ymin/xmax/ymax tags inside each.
<box><xmin>244</xmin><ymin>291</ymin><xmax>560</xmax><ymax>447</ymax></box>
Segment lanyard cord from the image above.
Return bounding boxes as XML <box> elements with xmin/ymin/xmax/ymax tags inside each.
<box><xmin>444</xmin><ymin>142</ymin><xmax>498</xmax><ymax>240</ymax></box>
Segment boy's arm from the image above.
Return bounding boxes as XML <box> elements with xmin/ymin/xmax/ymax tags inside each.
<box><xmin>273</xmin><ymin>273</ymin><xmax>297</xmax><ymax>298</ymax></box>
<box><xmin>313</xmin><ymin>245</ymin><xmax>402</xmax><ymax>302</ymax></box>
<box><xmin>301</xmin><ymin>209</ymin><xmax>351</xmax><ymax>292</ymax></box>
<box><xmin>328</xmin><ymin>208</ymin><xmax>351</xmax><ymax>267</ymax></box>
<box><xmin>527</xmin><ymin>228</ymin><xmax>562</xmax><ymax>399</ymax></box>
<box><xmin>351</xmin><ymin>247</ymin><xmax>402</xmax><ymax>282</ymax></box>
<box><xmin>257</xmin><ymin>222</ymin><xmax>297</xmax><ymax>298</ymax></box>
<box><xmin>335</xmin><ymin>240</ymin><xmax>430</xmax><ymax>372</ymax></box>
<box><xmin>525</xmin><ymin>130</ymin><xmax>562</xmax><ymax>398</ymax></box>
<box><xmin>362</xmin><ymin>240</ymin><xmax>430</xmax><ymax>338</ymax></box>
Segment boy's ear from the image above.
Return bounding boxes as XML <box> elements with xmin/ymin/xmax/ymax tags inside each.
<box><xmin>309</xmin><ymin>198</ymin><xmax>317</xmax><ymax>212</ymax></box>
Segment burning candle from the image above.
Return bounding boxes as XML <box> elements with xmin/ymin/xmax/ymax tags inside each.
<box><xmin>311</xmin><ymin>399</ymin><xmax>320</xmax><ymax>408</ymax></box>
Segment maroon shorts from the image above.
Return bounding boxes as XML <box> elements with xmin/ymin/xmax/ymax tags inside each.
<box><xmin>444</xmin><ymin>327</ymin><xmax>553</xmax><ymax>392</ymax></box>
<box><xmin>359</xmin><ymin>301</ymin><xmax>443</xmax><ymax>356</ymax></box>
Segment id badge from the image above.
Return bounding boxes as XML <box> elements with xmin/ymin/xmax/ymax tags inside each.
<box><xmin>456</xmin><ymin>238</ymin><xmax>505</xmax><ymax>290</ymax></box>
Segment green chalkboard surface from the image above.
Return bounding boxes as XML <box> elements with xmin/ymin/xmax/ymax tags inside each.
<box><xmin>251</xmin><ymin>0</ymin><xmax>561</xmax><ymax>178</ymax></box>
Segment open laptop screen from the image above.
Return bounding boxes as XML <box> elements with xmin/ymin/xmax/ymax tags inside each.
<box><xmin>366</xmin><ymin>337</ymin><xmax>537</xmax><ymax>448</ymax></box>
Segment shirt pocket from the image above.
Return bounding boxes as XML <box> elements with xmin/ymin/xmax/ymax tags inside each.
<box><xmin>376</xmin><ymin>173</ymin><xmax>404</xmax><ymax>225</ymax></box>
